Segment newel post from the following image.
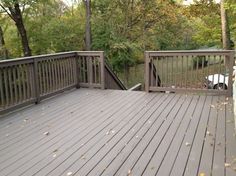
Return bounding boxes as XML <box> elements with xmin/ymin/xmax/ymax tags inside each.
<box><xmin>33</xmin><ymin>58</ymin><xmax>40</xmax><ymax>104</ymax></box>
<box><xmin>145</xmin><ymin>52</ymin><xmax>150</xmax><ymax>92</ymax></box>
<box><xmin>227</xmin><ymin>51</ymin><xmax>235</xmax><ymax>97</ymax></box>
<box><xmin>100</xmin><ymin>51</ymin><xmax>105</xmax><ymax>89</ymax></box>
<box><xmin>75</xmin><ymin>52</ymin><xmax>80</xmax><ymax>89</ymax></box>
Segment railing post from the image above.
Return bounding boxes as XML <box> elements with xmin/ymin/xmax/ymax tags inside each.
<box><xmin>100</xmin><ymin>51</ymin><xmax>105</xmax><ymax>89</ymax></box>
<box><xmin>145</xmin><ymin>51</ymin><xmax>150</xmax><ymax>92</ymax></box>
<box><xmin>75</xmin><ymin>53</ymin><xmax>80</xmax><ymax>89</ymax></box>
<box><xmin>33</xmin><ymin>58</ymin><xmax>40</xmax><ymax>104</ymax></box>
<box><xmin>227</xmin><ymin>51</ymin><xmax>234</xmax><ymax>97</ymax></box>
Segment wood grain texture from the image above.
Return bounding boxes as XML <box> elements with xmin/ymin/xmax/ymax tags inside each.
<box><xmin>0</xmin><ymin>89</ymin><xmax>235</xmax><ymax>176</ymax></box>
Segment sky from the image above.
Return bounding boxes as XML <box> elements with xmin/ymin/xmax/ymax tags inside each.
<box><xmin>183</xmin><ymin>0</ymin><xmax>221</xmax><ymax>5</ymax></box>
<box><xmin>62</xmin><ymin>0</ymin><xmax>221</xmax><ymax>6</ymax></box>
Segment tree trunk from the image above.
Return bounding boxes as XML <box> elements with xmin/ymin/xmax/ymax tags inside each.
<box><xmin>5</xmin><ymin>3</ymin><xmax>32</xmax><ymax>56</ymax></box>
<box><xmin>221</xmin><ymin>0</ymin><xmax>231</xmax><ymax>50</ymax></box>
<box><xmin>0</xmin><ymin>26</ymin><xmax>8</xmax><ymax>59</ymax></box>
<box><xmin>84</xmin><ymin>0</ymin><xmax>92</xmax><ymax>50</ymax></box>
<box><xmin>14</xmin><ymin>3</ymin><xmax>31</xmax><ymax>56</ymax></box>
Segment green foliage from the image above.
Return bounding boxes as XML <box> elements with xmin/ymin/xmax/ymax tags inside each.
<box><xmin>1</xmin><ymin>0</ymin><xmax>236</xmax><ymax>63</ymax></box>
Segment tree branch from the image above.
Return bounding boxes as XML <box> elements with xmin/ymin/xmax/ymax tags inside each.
<box><xmin>0</xmin><ymin>3</ymin><xmax>15</xmax><ymax>21</ymax></box>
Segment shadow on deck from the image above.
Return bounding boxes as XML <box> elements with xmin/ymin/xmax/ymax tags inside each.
<box><xmin>0</xmin><ymin>89</ymin><xmax>235</xmax><ymax>176</ymax></box>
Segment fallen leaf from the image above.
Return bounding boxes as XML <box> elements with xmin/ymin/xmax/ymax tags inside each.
<box><xmin>206</xmin><ymin>131</ymin><xmax>211</xmax><ymax>136</ymax></box>
<box><xmin>106</xmin><ymin>129</ymin><xmax>115</xmax><ymax>135</ymax></box>
<box><xmin>80</xmin><ymin>154</ymin><xmax>86</xmax><ymax>160</ymax></box>
<box><xmin>53</xmin><ymin>149</ymin><xmax>58</xmax><ymax>153</ymax></box>
<box><xmin>199</xmin><ymin>172</ymin><xmax>206</xmax><ymax>176</ymax></box>
<box><xmin>128</xmin><ymin>169</ymin><xmax>132</xmax><ymax>176</ymax></box>
<box><xmin>53</xmin><ymin>154</ymin><xmax>57</xmax><ymax>158</ymax></box>
<box><xmin>210</xmin><ymin>105</ymin><xmax>215</xmax><ymax>108</ymax></box>
<box><xmin>225</xmin><ymin>163</ymin><xmax>231</xmax><ymax>167</ymax></box>
<box><xmin>185</xmin><ymin>142</ymin><xmax>191</xmax><ymax>147</ymax></box>
<box><xmin>23</xmin><ymin>119</ymin><xmax>29</xmax><ymax>122</ymax></box>
<box><xmin>44</xmin><ymin>132</ymin><xmax>50</xmax><ymax>136</ymax></box>
<box><xmin>67</xmin><ymin>172</ymin><xmax>73</xmax><ymax>176</ymax></box>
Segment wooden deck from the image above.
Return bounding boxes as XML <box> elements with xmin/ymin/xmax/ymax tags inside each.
<box><xmin>0</xmin><ymin>89</ymin><xmax>235</xmax><ymax>176</ymax></box>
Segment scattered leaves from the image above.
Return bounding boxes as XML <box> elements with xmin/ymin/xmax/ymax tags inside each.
<box><xmin>225</xmin><ymin>163</ymin><xmax>231</xmax><ymax>167</ymax></box>
<box><xmin>23</xmin><ymin>118</ymin><xmax>29</xmax><ymax>122</ymax></box>
<box><xmin>106</xmin><ymin>129</ymin><xmax>115</xmax><ymax>135</ymax></box>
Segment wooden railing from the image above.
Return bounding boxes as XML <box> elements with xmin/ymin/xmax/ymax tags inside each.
<box><xmin>145</xmin><ymin>50</ymin><xmax>235</xmax><ymax>96</ymax></box>
<box><xmin>0</xmin><ymin>51</ymin><xmax>105</xmax><ymax>114</ymax></box>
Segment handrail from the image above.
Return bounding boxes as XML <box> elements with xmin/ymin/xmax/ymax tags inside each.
<box><xmin>145</xmin><ymin>50</ymin><xmax>235</xmax><ymax>96</ymax></box>
<box><xmin>0</xmin><ymin>51</ymin><xmax>105</xmax><ymax>115</ymax></box>
<box><xmin>104</xmin><ymin>60</ymin><xmax>127</xmax><ymax>90</ymax></box>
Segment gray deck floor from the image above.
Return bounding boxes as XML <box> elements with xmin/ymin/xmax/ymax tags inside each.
<box><xmin>0</xmin><ymin>89</ymin><xmax>235</xmax><ymax>176</ymax></box>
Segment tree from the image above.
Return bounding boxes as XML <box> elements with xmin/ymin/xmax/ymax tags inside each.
<box><xmin>83</xmin><ymin>0</ymin><xmax>91</xmax><ymax>50</ymax></box>
<box><xmin>0</xmin><ymin>0</ymin><xmax>32</xmax><ymax>56</ymax></box>
<box><xmin>220</xmin><ymin>0</ymin><xmax>231</xmax><ymax>49</ymax></box>
<box><xmin>0</xmin><ymin>25</ymin><xmax>8</xmax><ymax>59</ymax></box>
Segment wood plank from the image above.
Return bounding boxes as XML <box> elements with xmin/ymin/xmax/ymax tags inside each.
<box><xmin>225</xmin><ymin>97</ymin><xmax>236</xmax><ymax>176</ymax></box>
<box><xmin>6</xmin><ymin>91</ymin><xmax>144</xmax><ymax>175</ymax></box>
<box><xmin>0</xmin><ymin>91</ymin><xmax>141</xmax><ymax>175</ymax></box>
<box><xmin>136</xmin><ymin>95</ymin><xmax>193</xmax><ymax>176</ymax></box>
<box><xmin>149</xmin><ymin>95</ymin><xmax>200</xmax><ymax>176</ymax></box>
<box><xmin>197</xmin><ymin>96</ymin><xmax>219</xmax><ymax>176</ymax></box>
<box><xmin>169</xmin><ymin>95</ymin><xmax>207</xmax><ymax>176</ymax></box>
<box><xmin>0</xmin><ymin>90</ymin><xmax>116</xmax><ymax>149</ymax></box>
<box><xmin>47</xmin><ymin>93</ymin><xmax>169</xmax><ymax>176</ymax></box>
<box><xmin>183</xmin><ymin>96</ymin><xmax>213</xmax><ymax>176</ymax></box>
<box><xmin>0</xmin><ymin>90</ymin><xmax>235</xmax><ymax>176</ymax></box>
<box><xmin>62</xmin><ymin>94</ymin><xmax>167</xmax><ymax>176</ymax></box>
<box><xmin>212</xmin><ymin>96</ymin><xmax>226</xmax><ymax>176</ymax></box>
<box><xmin>18</xmin><ymin>92</ymin><xmax>155</xmax><ymax>176</ymax></box>
<box><xmin>112</xmin><ymin>94</ymin><xmax>181</xmax><ymax>176</ymax></box>
<box><xmin>99</xmin><ymin>94</ymin><xmax>191</xmax><ymax>176</ymax></box>
<box><xmin>0</xmin><ymin>88</ymin><xmax>100</xmax><ymax>126</ymax></box>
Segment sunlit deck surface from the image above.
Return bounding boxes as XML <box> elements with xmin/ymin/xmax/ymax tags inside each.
<box><xmin>0</xmin><ymin>89</ymin><xmax>236</xmax><ymax>176</ymax></box>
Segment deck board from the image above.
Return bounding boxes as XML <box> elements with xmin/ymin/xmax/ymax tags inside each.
<box><xmin>0</xmin><ymin>89</ymin><xmax>235</xmax><ymax>176</ymax></box>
